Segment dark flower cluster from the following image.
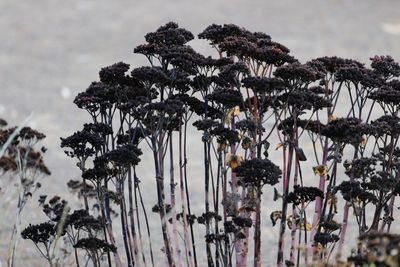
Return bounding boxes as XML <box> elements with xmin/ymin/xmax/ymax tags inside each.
<box><xmin>67</xmin><ymin>209</ymin><xmax>103</xmax><ymax>231</ymax></box>
<box><xmin>320</xmin><ymin>118</ymin><xmax>367</xmax><ymax>145</ymax></box>
<box><xmin>60</xmin><ymin>129</ymin><xmax>104</xmax><ymax>159</ymax></box>
<box><xmin>131</xmin><ymin>66</ymin><xmax>169</xmax><ymax>87</ymax></box>
<box><xmin>335</xmin><ymin>63</ymin><xmax>381</xmax><ymax>88</ymax></box>
<box><xmin>207</xmin><ymin>88</ymin><xmax>243</xmax><ymax>109</ymax></box>
<box><xmin>205</xmin><ymin>233</ymin><xmax>229</xmax><ymax>244</ymax></box>
<box><xmin>209</xmin><ymin>124</ymin><xmax>240</xmax><ymax>145</ymax></box>
<box><xmin>193</xmin><ymin>119</ymin><xmax>220</xmax><ymax>131</ymax></box>
<box><xmin>278</xmin><ymin>118</ymin><xmax>324</xmax><ymax>138</ymax></box>
<box><xmin>299</xmin><ymin>119</ymin><xmax>325</xmax><ymax>135</ymax></box>
<box><xmin>369</xmin><ymin>84</ymin><xmax>400</xmax><ymax>107</ymax></box>
<box><xmin>151</xmin><ymin>203</ymin><xmax>172</xmax><ymax>213</ymax></box>
<box><xmin>234</xmin><ymin>158</ymin><xmax>282</xmax><ymax>187</ymax></box>
<box><xmin>199</xmin><ymin>24</ymin><xmax>296</xmax><ymax>69</ymax></box>
<box><xmin>242</xmin><ymin>77</ymin><xmax>286</xmax><ymax>94</ymax></box>
<box><xmin>313</xmin><ymin>232</ymin><xmax>339</xmax><ymax>246</ymax></box>
<box><xmin>16</xmin><ymin>147</ymin><xmax>51</xmax><ymax>175</ymax></box>
<box><xmin>0</xmin><ymin>124</ymin><xmax>50</xmax><ymax>176</ymax></box>
<box><xmin>198</xmin><ymin>24</ymin><xmax>246</xmax><ymax>45</ymax></box>
<box><xmin>135</xmin><ymin>33</ymin><xmax>191</xmax><ymax>62</ymax></box>
<box><xmin>218</xmin><ymin>36</ymin><xmax>258</xmax><ymax>58</ymax></box>
<box><xmin>310</xmin><ymin>56</ymin><xmax>363</xmax><ymax>74</ymax></box>
<box><xmin>0</xmin><ymin>156</ymin><xmax>17</xmax><ymax>172</ymax></box>
<box><xmin>308</xmin><ymin>85</ymin><xmax>332</xmax><ymax>95</ymax></box>
<box><xmin>335</xmin><ymin>181</ymin><xmax>378</xmax><ymax>204</ymax></box>
<box><xmin>21</xmin><ymin>222</ymin><xmax>56</xmax><ymax>244</ymax></box>
<box><xmin>95</xmin><ymin>143</ymin><xmax>142</xmax><ymax>168</ymax></box>
<box><xmin>42</xmin><ymin>195</ymin><xmax>69</xmax><ymax>221</ymax></box>
<box><xmin>319</xmin><ymin>220</ymin><xmax>341</xmax><ymax>232</ymax></box>
<box><xmin>276</xmin><ymin>88</ymin><xmax>332</xmax><ymax>111</ymax></box>
<box><xmin>232</xmin><ymin>216</ymin><xmax>253</xmax><ymax>228</ymax></box>
<box><xmin>99</xmin><ymin>62</ymin><xmax>131</xmax><ymax>85</ymax></box>
<box><xmin>144</xmin><ymin>22</ymin><xmax>194</xmax><ymax>47</ymax></box>
<box><xmin>140</xmin><ymin>99</ymin><xmax>186</xmax><ymax>131</ymax></box>
<box><xmin>253</xmin><ymin>42</ymin><xmax>296</xmax><ymax>66</ymax></box>
<box><xmin>0</xmin><ymin>126</ymin><xmax>46</xmax><ymax>146</ymax></box>
<box><xmin>196</xmin><ymin>56</ymin><xmax>233</xmax><ymax>70</ymax></box>
<box><xmin>274</xmin><ymin>62</ymin><xmax>324</xmax><ymax>84</ymax></box>
<box><xmin>286</xmin><ymin>185</ymin><xmax>324</xmax><ymax>205</ymax></box>
<box><xmin>83</xmin><ymin>123</ymin><xmax>113</xmax><ymax>136</ymax></box>
<box><xmin>174</xmin><ymin>94</ymin><xmax>221</xmax><ymax>118</ymax></box>
<box><xmin>217</xmin><ymin>62</ymin><xmax>250</xmax><ymax>87</ymax></box>
<box><xmin>197</xmin><ymin>212</ymin><xmax>222</xmax><ymax>224</ymax></box>
<box><xmin>19</xmin><ymin>127</ymin><xmax>46</xmax><ymax>141</ymax></box>
<box><xmin>81</xmin><ymin>166</ymin><xmax>109</xmax><ymax>182</ymax></box>
<box><xmin>343</xmin><ymin>157</ymin><xmax>377</xmax><ymax>179</ymax></box>
<box><xmin>74</xmin><ymin>237</ymin><xmax>117</xmax><ymax>253</ymax></box>
<box><xmin>65</xmin><ymin>181</ymin><xmax>97</xmax><ymax>202</ymax></box>
<box><xmin>370</xmin><ymin>55</ymin><xmax>400</xmax><ymax>79</ymax></box>
<box><xmin>199</xmin><ymin>23</ymin><xmax>296</xmax><ymax>68</ymax></box>
<box><xmin>235</xmin><ymin>119</ymin><xmax>261</xmax><ymax>133</ymax></box>
<box><xmin>362</xmin><ymin>171</ymin><xmax>400</xmax><ymax>195</ymax></box>
<box><xmin>73</xmin><ymin>82</ymin><xmax>118</xmax><ymax>113</ymax></box>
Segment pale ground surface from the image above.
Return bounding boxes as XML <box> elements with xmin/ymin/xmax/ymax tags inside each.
<box><xmin>1</xmin><ymin>0</ymin><xmax>400</xmax><ymax>266</ymax></box>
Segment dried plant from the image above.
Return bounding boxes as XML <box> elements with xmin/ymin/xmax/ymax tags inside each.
<box><xmin>16</xmin><ymin>22</ymin><xmax>400</xmax><ymax>267</ymax></box>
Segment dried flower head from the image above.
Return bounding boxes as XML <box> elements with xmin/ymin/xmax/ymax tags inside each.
<box><xmin>234</xmin><ymin>158</ymin><xmax>281</xmax><ymax>187</ymax></box>
<box><xmin>74</xmin><ymin>237</ymin><xmax>117</xmax><ymax>253</ymax></box>
<box><xmin>144</xmin><ymin>22</ymin><xmax>194</xmax><ymax>47</ymax></box>
<box><xmin>335</xmin><ymin>181</ymin><xmax>378</xmax><ymax>204</ymax></box>
<box><xmin>207</xmin><ymin>88</ymin><xmax>243</xmax><ymax>109</ymax></box>
<box><xmin>286</xmin><ymin>185</ymin><xmax>324</xmax><ymax>205</ymax></box>
<box><xmin>210</xmin><ymin>124</ymin><xmax>240</xmax><ymax>145</ymax></box>
<box><xmin>369</xmin><ymin>84</ymin><xmax>400</xmax><ymax>107</ymax></box>
<box><xmin>274</xmin><ymin>62</ymin><xmax>324</xmax><ymax>84</ymax></box>
<box><xmin>314</xmin><ymin>232</ymin><xmax>340</xmax><ymax>245</ymax></box>
<box><xmin>310</xmin><ymin>57</ymin><xmax>363</xmax><ymax>74</ymax></box>
<box><xmin>21</xmin><ymin>222</ymin><xmax>56</xmax><ymax>244</ymax></box>
<box><xmin>99</xmin><ymin>61</ymin><xmax>131</xmax><ymax>85</ymax></box>
<box><xmin>242</xmin><ymin>77</ymin><xmax>286</xmax><ymax>93</ymax></box>
<box><xmin>370</xmin><ymin>55</ymin><xmax>400</xmax><ymax>79</ymax></box>
<box><xmin>320</xmin><ymin>118</ymin><xmax>367</xmax><ymax>145</ymax></box>
<box><xmin>277</xmin><ymin>89</ymin><xmax>332</xmax><ymax>111</ymax></box>
<box><xmin>67</xmin><ymin>209</ymin><xmax>103</xmax><ymax>231</ymax></box>
<box><xmin>343</xmin><ymin>157</ymin><xmax>377</xmax><ymax>179</ymax></box>
<box><xmin>198</xmin><ymin>24</ymin><xmax>245</xmax><ymax>45</ymax></box>
<box><xmin>60</xmin><ymin>129</ymin><xmax>103</xmax><ymax>159</ymax></box>
<box><xmin>95</xmin><ymin>143</ymin><xmax>142</xmax><ymax>168</ymax></box>
<box><xmin>131</xmin><ymin>66</ymin><xmax>169</xmax><ymax>87</ymax></box>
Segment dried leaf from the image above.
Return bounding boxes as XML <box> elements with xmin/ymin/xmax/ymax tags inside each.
<box><xmin>270</xmin><ymin>210</ymin><xmax>282</xmax><ymax>226</ymax></box>
<box><xmin>224</xmin><ymin>106</ymin><xmax>241</xmax><ymax>124</ymax></box>
<box><xmin>313</xmin><ymin>165</ymin><xmax>328</xmax><ymax>176</ymax></box>
<box><xmin>273</xmin><ymin>188</ymin><xmax>282</xmax><ymax>201</ymax></box>
<box><xmin>226</xmin><ymin>154</ymin><xmax>243</xmax><ymax>169</ymax></box>
<box><xmin>298</xmin><ymin>222</ymin><xmax>311</xmax><ymax>231</ymax></box>
<box><xmin>360</xmin><ymin>135</ymin><xmax>367</xmax><ymax>148</ymax></box>
<box><xmin>233</xmin><ymin>106</ymin><xmax>241</xmax><ymax>116</ymax></box>
<box><xmin>295</xmin><ymin>147</ymin><xmax>307</xmax><ymax>161</ymax></box>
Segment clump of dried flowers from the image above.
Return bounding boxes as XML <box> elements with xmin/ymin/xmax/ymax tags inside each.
<box><xmin>15</xmin><ymin>22</ymin><xmax>400</xmax><ymax>267</ymax></box>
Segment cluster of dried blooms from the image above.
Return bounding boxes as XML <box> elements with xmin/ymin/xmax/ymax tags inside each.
<box><xmin>0</xmin><ymin>119</ymin><xmax>50</xmax><ymax>267</ymax></box>
<box><xmin>17</xmin><ymin>22</ymin><xmax>400</xmax><ymax>267</ymax></box>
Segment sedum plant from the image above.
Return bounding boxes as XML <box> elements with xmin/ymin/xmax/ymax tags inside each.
<box><xmin>20</xmin><ymin>22</ymin><xmax>400</xmax><ymax>267</ymax></box>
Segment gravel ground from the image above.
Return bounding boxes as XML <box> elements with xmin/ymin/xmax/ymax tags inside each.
<box><xmin>1</xmin><ymin>0</ymin><xmax>400</xmax><ymax>266</ymax></box>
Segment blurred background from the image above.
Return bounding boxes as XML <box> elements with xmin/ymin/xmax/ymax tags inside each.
<box><xmin>1</xmin><ymin>0</ymin><xmax>400</xmax><ymax>266</ymax></box>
